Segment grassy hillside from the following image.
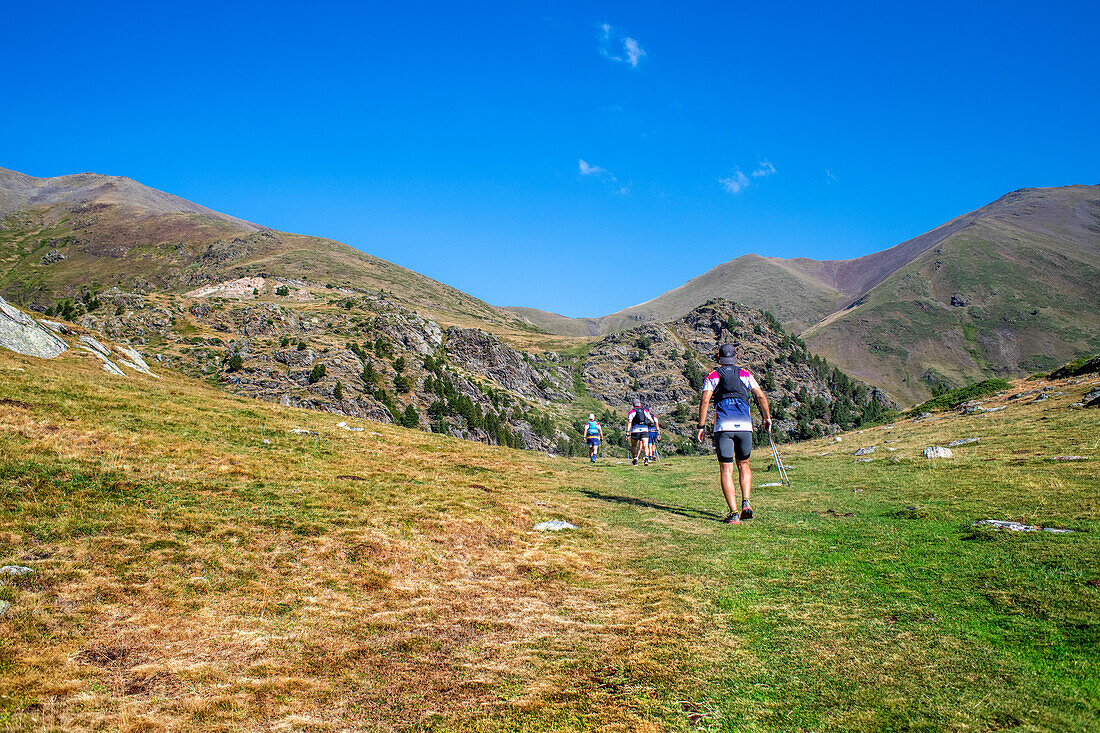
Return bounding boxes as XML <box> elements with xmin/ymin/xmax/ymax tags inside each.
<box><xmin>2</xmin><ymin>339</ymin><xmax>1097</xmax><ymax>730</ymax></box>
<box><xmin>519</xmin><ymin>186</ymin><xmax>1100</xmax><ymax>404</ymax></box>
<box><xmin>804</xmin><ymin>188</ymin><xmax>1100</xmax><ymax>405</ymax></box>
<box><xmin>0</xmin><ymin>169</ymin><xmax>542</xmax><ymax>339</ymax></box>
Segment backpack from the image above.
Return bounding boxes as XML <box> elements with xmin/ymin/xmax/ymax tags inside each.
<box><xmin>585</xmin><ymin>420</ymin><xmax>600</xmax><ymax>436</ymax></box>
<box><xmin>713</xmin><ymin>366</ymin><xmax>751</xmax><ymax>422</ymax></box>
<box><xmin>632</xmin><ymin>406</ymin><xmax>655</xmax><ymax>428</ymax></box>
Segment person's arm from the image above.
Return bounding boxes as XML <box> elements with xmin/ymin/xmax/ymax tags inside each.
<box><xmin>653</xmin><ymin>415</ymin><xmax>660</xmax><ymax>434</ymax></box>
<box><xmin>696</xmin><ymin>391</ymin><xmax>712</xmax><ymax>443</ymax></box>
<box><xmin>751</xmin><ymin>386</ymin><xmax>772</xmax><ymax>433</ymax></box>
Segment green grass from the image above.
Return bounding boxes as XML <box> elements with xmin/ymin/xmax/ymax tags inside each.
<box><xmin>1</xmin><ymin>347</ymin><xmax>1097</xmax><ymax>731</ymax></box>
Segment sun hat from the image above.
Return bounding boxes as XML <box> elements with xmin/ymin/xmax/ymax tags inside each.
<box><xmin>588</xmin><ymin>413</ymin><xmax>595</xmax><ymax>420</ymax></box>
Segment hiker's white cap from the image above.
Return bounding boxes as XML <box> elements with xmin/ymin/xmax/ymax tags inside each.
<box><xmin>588</xmin><ymin>413</ymin><xmax>595</xmax><ymax>420</ymax></box>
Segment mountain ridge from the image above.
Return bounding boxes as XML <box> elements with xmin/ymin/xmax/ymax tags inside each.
<box><xmin>3</xmin><ymin>166</ymin><xmax>1096</xmax><ymax>404</ymax></box>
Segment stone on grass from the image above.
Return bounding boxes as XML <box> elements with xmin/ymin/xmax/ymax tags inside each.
<box><xmin>984</xmin><ymin>406</ymin><xmax>1006</xmax><ymax>413</ymax></box>
<box><xmin>853</xmin><ymin>446</ymin><xmax>876</xmax><ymax>456</ymax></box>
<box><xmin>0</xmin><ymin>600</ymin><xmax>9</xmax><ymax>616</ymax></box>
<box><xmin>1051</xmin><ymin>456</ymin><xmax>1088</xmax><ymax>462</ymax></box>
<box><xmin>922</xmin><ymin>446</ymin><xmax>953</xmax><ymax>459</ymax></box>
<box><xmin>0</xmin><ymin>565</ymin><xmax>35</xmax><ymax>576</ymax></box>
<box><xmin>336</xmin><ymin>421</ymin><xmax>364</xmax><ymax>432</ymax></box>
<box><xmin>948</xmin><ymin>438</ymin><xmax>980</xmax><ymax>447</ymax></box>
<box><xmin>854</xmin><ymin>458</ymin><xmax>874</xmax><ymax>463</ymax></box>
<box><xmin>974</xmin><ymin>519</ymin><xmax>1074</xmax><ymax>534</ymax></box>
<box><xmin>758</xmin><ymin>482</ymin><xmax>783</xmax><ymax>487</ymax></box>
<box><xmin>534</xmin><ymin>520</ymin><xmax>577</xmax><ymax>531</ymax></box>
<box><xmin>290</xmin><ymin>428</ymin><xmax>320</xmax><ymax>437</ymax></box>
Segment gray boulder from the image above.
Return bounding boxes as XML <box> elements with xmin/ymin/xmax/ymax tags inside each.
<box><xmin>0</xmin><ymin>296</ymin><xmax>68</xmax><ymax>359</ymax></box>
<box><xmin>0</xmin><ymin>565</ymin><xmax>35</xmax><ymax>576</ymax></box>
<box><xmin>853</xmin><ymin>445</ymin><xmax>876</xmax><ymax>456</ymax></box>
<box><xmin>922</xmin><ymin>446</ymin><xmax>953</xmax><ymax>459</ymax></box>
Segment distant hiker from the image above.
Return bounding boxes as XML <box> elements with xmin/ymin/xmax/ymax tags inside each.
<box><xmin>646</xmin><ymin>412</ymin><xmax>661</xmax><ymax>464</ymax></box>
<box><xmin>696</xmin><ymin>344</ymin><xmax>771</xmax><ymax>524</ymax></box>
<box><xmin>627</xmin><ymin>401</ymin><xmax>654</xmax><ymax>465</ymax></box>
<box><xmin>583</xmin><ymin>413</ymin><xmax>603</xmax><ymax>463</ymax></box>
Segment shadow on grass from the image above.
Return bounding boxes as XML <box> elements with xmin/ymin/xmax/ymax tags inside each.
<box><xmin>578</xmin><ymin>489</ymin><xmax>723</xmax><ymax>522</ymax></box>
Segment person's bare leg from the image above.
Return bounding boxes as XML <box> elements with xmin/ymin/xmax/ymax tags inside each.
<box><xmin>719</xmin><ymin>461</ymin><xmax>738</xmax><ymax>514</ymax></box>
<box><xmin>737</xmin><ymin>457</ymin><xmax>752</xmax><ymax>514</ymax></box>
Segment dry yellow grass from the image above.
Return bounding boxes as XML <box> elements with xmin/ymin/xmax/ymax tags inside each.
<box><xmin>0</xmin><ymin>348</ymin><xmax>712</xmax><ymax>731</ymax></box>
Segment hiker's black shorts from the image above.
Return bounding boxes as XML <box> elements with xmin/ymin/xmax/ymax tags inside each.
<box><xmin>713</xmin><ymin>430</ymin><xmax>751</xmax><ymax>463</ymax></box>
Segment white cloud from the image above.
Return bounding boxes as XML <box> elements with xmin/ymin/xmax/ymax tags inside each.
<box><xmin>599</xmin><ymin>24</ymin><xmax>646</xmax><ymax>68</ymax></box>
<box><xmin>719</xmin><ymin>170</ymin><xmax>750</xmax><ymax>194</ymax></box>
<box><xmin>579</xmin><ymin>158</ymin><xmax>614</xmax><ymax>179</ymax></box>
<box><xmin>623</xmin><ymin>37</ymin><xmax>646</xmax><ymax>68</ymax></box>
<box><xmin>752</xmin><ymin>159</ymin><xmax>776</xmax><ymax>177</ymax></box>
<box><xmin>825</xmin><ymin>169</ymin><xmax>837</xmax><ymax>182</ymax></box>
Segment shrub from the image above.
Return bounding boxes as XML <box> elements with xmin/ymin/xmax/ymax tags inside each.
<box><xmin>401</xmin><ymin>404</ymin><xmax>420</xmax><ymax>428</ymax></box>
<box><xmin>275</xmin><ymin>286</ymin><xmax>289</xmax><ymax>296</ymax></box>
<box><xmin>635</xmin><ymin>335</ymin><xmax>652</xmax><ymax>350</ymax></box>
<box><xmin>280</xmin><ymin>336</ymin><xmax>290</xmax><ymax>347</ymax></box>
<box><xmin>227</xmin><ymin>353</ymin><xmax>243</xmax><ymax>372</ymax></box>
<box><xmin>333</xmin><ymin>381</ymin><xmax>343</xmax><ymax>401</ymax></box>
<box><xmin>308</xmin><ymin>364</ymin><xmax>327</xmax><ymax>384</ymax></box>
<box><xmin>297</xmin><ymin>341</ymin><xmax>307</xmax><ymax>351</ymax></box>
<box><xmin>908</xmin><ymin>379</ymin><xmax>1013</xmax><ymax>415</ymax></box>
<box><xmin>394</xmin><ymin>374</ymin><xmax>413</xmax><ymax>393</ymax></box>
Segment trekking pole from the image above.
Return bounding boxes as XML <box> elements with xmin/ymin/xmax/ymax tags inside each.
<box><xmin>768</xmin><ymin>430</ymin><xmax>790</xmax><ymax>487</ymax></box>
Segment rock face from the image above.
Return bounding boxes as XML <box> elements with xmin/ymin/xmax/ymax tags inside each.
<box><xmin>444</xmin><ymin>328</ymin><xmax>571</xmax><ymax>402</ymax></box>
<box><xmin>2</xmin><ymin>286</ymin><xmax>896</xmax><ymax>457</ymax></box>
<box><xmin>0</xmin><ymin>296</ymin><xmax>68</xmax><ymax>359</ymax></box>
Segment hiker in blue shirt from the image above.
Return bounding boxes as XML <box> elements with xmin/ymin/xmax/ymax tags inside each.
<box><xmin>583</xmin><ymin>413</ymin><xmax>603</xmax><ymax>463</ymax></box>
<box><xmin>645</xmin><ymin>412</ymin><xmax>661</xmax><ymax>464</ymax></box>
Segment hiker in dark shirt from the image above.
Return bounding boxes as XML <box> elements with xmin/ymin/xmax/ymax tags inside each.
<box><xmin>627</xmin><ymin>401</ymin><xmax>654</xmax><ymax>466</ymax></box>
<box><xmin>696</xmin><ymin>344</ymin><xmax>771</xmax><ymax>524</ymax></box>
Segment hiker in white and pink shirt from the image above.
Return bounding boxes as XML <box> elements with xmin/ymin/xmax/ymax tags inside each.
<box><xmin>696</xmin><ymin>344</ymin><xmax>772</xmax><ymax>524</ymax></box>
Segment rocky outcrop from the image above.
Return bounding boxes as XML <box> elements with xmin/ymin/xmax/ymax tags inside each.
<box><xmin>581</xmin><ymin>300</ymin><xmax>894</xmax><ymax>441</ymax></box>
<box><xmin>444</xmin><ymin>327</ymin><xmax>571</xmax><ymax>402</ymax></box>
<box><xmin>0</xmin><ymin>296</ymin><xmax>68</xmax><ymax>359</ymax></box>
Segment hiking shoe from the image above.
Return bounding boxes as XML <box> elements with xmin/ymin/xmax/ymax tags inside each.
<box><xmin>741</xmin><ymin>507</ymin><xmax>753</xmax><ymax>520</ymax></box>
<box><xmin>632</xmin><ymin>458</ymin><xmax>638</xmax><ymax>465</ymax></box>
<box><xmin>721</xmin><ymin>512</ymin><xmax>741</xmax><ymax>525</ymax></box>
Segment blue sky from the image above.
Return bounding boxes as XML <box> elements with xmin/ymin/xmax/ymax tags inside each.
<box><xmin>3</xmin><ymin>1</ymin><xmax>1098</xmax><ymax>317</ymax></box>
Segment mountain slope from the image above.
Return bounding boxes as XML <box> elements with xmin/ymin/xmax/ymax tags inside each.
<box><xmin>803</xmin><ymin>185</ymin><xmax>1100</xmax><ymax>403</ymax></box>
<box><xmin>513</xmin><ymin>185</ymin><xmax>1100</xmax><ymax>403</ymax></box>
<box><xmin>0</xmin><ymin>168</ymin><xmax>540</xmax><ymax>336</ymax></box>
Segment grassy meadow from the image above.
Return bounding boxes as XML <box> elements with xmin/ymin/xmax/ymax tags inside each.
<box><xmin>0</xmin><ymin>346</ymin><xmax>1097</xmax><ymax>731</ymax></box>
